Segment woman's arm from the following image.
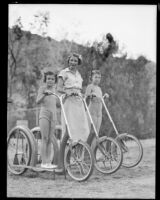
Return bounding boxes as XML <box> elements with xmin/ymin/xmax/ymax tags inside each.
<box><xmin>36</xmin><ymin>86</ymin><xmax>46</xmax><ymax>104</ymax></box>
<box><xmin>56</xmin><ymin>77</ymin><xmax>65</xmax><ymax>94</ymax></box>
<box><xmin>85</xmin><ymin>85</ymin><xmax>93</xmax><ymax>97</ymax></box>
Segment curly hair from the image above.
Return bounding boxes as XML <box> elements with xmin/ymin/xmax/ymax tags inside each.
<box><xmin>67</xmin><ymin>53</ymin><xmax>82</xmax><ymax>65</ymax></box>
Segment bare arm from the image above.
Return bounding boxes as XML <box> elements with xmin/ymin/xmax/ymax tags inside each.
<box><xmin>85</xmin><ymin>85</ymin><xmax>93</xmax><ymax>97</ymax></box>
<box><xmin>56</xmin><ymin>77</ymin><xmax>65</xmax><ymax>94</ymax></box>
<box><xmin>36</xmin><ymin>86</ymin><xmax>46</xmax><ymax>104</ymax></box>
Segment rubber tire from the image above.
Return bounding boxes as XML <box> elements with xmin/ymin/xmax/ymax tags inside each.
<box><xmin>115</xmin><ymin>133</ymin><xmax>143</xmax><ymax>168</ymax></box>
<box><xmin>64</xmin><ymin>140</ymin><xmax>94</xmax><ymax>182</ymax></box>
<box><xmin>7</xmin><ymin>126</ymin><xmax>32</xmax><ymax>175</ymax></box>
<box><xmin>91</xmin><ymin>136</ymin><xmax>123</xmax><ymax>174</ymax></box>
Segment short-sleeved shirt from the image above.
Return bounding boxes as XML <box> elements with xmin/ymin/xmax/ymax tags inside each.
<box><xmin>58</xmin><ymin>68</ymin><xmax>83</xmax><ymax>90</ymax></box>
<box><xmin>85</xmin><ymin>84</ymin><xmax>103</xmax><ymax>115</ymax></box>
<box><xmin>85</xmin><ymin>84</ymin><xmax>103</xmax><ymax>99</ymax></box>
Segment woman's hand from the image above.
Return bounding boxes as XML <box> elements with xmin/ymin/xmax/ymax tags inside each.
<box><xmin>90</xmin><ymin>93</ymin><xmax>97</xmax><ymax>98</ymax></box>
<box><xmin>57</xmin><ymin>77</ymin><xmax>65</xmax><ymax>94</ymax></box>
<box><xmin>72</xmin><ymin>92</ymin><xmax>79</xmax><ymax>96</ymax></box>
<box><xmin>43</xmin><ymin>90</ymin><xmax>53</xmax><ymax>95</ymax></box>
<box><xmin>56</xmin><ymin>99</ymin><xmax>61</xmax><ymax>108</ymax></box>
<box><xmin>68</xmin><ymin>92</ymin><xmax>79</xmax><ymax>97</ymax></box>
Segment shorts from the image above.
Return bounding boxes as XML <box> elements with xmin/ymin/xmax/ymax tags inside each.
<box><xmin>39</xmin><ymin>108</ymin><xmax>56</xmax><ymax>123</ymax></box>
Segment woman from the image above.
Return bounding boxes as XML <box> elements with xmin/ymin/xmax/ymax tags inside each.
<box><xmin>36</xmin><ymin>69</ymin><xmax>59</xmax><ymax>169</ymax></box>
<box><xmin>56</xmin><ymin>53</ymin><xmax>90</xmax><ymax>172</ymax></box>
<box><xmin>57</xmin><ymin>53</ymin><xmax>90</xmax><ymax>142</ymax></box>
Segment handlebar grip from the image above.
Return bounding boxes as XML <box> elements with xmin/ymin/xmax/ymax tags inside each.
<box><xmin>43</xmin><ymin>92</ymin><xmax>49</xmax><ymax>95</ymax></box>
<box><xmin>103</xmin><ymin>93</ymin><xmax>110</xmax><ymax>99</ymax></box>
<box><xmin>67</xmin><ymin>93</ymin><xmax>81</xmax><ymax>97</ymax></box>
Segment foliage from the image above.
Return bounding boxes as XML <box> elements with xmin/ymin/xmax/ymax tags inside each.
<box><xmin>8</xmin><ymin>24</ymin><xmax>156</xmax><ymax>138</ymax></box>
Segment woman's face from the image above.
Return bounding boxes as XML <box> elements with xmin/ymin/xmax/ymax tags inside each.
<box><xmin>92</xmin><ymin>74</ymin><xmax>101</xmax><ymax>85</ymax></box>
<box><xmin>46</xmin><ymin>74</ymin><xmax>55</xmax><ymax>87</ymax></box>
<box><xmin>69</xmin><ymin>56</ymin><xmax>79</xmax><ymax>68</ymax></box>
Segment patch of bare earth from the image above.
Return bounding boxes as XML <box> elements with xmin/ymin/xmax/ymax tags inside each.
<box><xmin>7</xmin><ymin>138</ymin><xmax>155</xmax><ymax>198</ymax></box>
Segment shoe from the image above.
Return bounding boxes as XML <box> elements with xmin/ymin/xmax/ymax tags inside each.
<box><xmin>41</xmin><ymin>163</ymin><xmax>57</xmax><ymax>169</ymax></box>
<box><xmin>41</xmin><ymin>163</ymin><xmax>48</xmax><ymax>169</ymax></box>
<box><xmin>47</xmin><ymin>163</ymin><xmax>57</xmax><ymax>169</ymax></box>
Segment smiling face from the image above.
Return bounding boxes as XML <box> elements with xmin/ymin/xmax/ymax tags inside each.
<box><xmin>46</xmin><ymin>74</ymin><xmax>55</xmax><ymax>87</ymax></box>
<box><xmin>92</xmin><ymin>73</ymin><xmax>101</xmax><ymax>85</ymax></box>
<box><xmin>68</xmin><ymin>55</ymin><xmax>79</xmax><ymax>68</ymax></box>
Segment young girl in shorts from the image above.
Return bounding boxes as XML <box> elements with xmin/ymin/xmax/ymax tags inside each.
<box><xmin>85</xmin><ymin>70</ymin><xmax>109</xmax><ymax>144</ymax></box>
<box><xmin>36</xmin><ymin>70</ymin><xmax>59</xmax><ymax>169</ymax></box>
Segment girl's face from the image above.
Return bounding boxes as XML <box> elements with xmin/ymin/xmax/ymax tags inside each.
<box><xmin>46</xmin><ymin>74</ymin><xmax>55</xmax><ymax>87</ymax></box>
<box><xmin>69</xmin><ymin>56</ymin><xmax>79</xmax><ymax>68</ymax></box>
<box><xmin>92</xmin><ymin>74</ymin><xmax>101</xmax><ymax>85</ymax></box>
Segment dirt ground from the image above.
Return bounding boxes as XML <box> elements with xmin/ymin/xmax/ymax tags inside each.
<box><xmin>7</xmin><ymin>138</ymin><xmax>155</xmax><ymax>198</ymax></box>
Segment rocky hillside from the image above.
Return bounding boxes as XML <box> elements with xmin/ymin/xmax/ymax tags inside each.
<box><xmin>8</xmin><ymin>28</ymin><xmax>156</xmax><ymax>138</ymax></box>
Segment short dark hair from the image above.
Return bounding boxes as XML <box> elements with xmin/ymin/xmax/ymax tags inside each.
<box><xmin>43</xmin><ymin>71</ymin><xmax>57</xmax><ymax>83</ymax></box>
<box><xmin>90</xmin><ymin>70</ymin><xmax>101</xmax><ymax>81</ymax></box>
<box><xmin>67</xmin><ymin>53</ymin><xmax>82</xmax><ymax>65</ymax></box>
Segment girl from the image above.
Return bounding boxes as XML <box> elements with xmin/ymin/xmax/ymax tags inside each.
<box><xmin>36</xmin><ymin>69</ymin><xmax>59</xmax><ymax>169</ymax></box>
<box><xmin>85</xmin><ymin>70</ymin><xmax>109</xmax><ymax>144</ymax></box>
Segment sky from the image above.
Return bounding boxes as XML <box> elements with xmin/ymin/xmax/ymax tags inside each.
<box><xmin>9</xmin><ymin>4</ymin><xmax>156</xmax><ymax>62</ymax></box>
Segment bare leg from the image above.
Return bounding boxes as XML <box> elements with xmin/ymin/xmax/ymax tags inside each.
<box><xmin>97</xmin><ymin>114</ymin><xmax>102</xmax><ymax>135</ymax></box>
<box><xmin>89</xmin><ymin>114</ymin><xmax>102</xmax><ymax>148</ymax></box>
<box><xmin>39</xmin><ymin>118</ymin><xmax>50</xmax><ymax>164</ymax></box>
<box><xmin>50</xmin><ymin>121</ymin><xmax>59</xmax><ymax>165</ymax></box>
<box><xmin>58</xmin><ymin>132</ymin><xmax>69</xmax><ymax>169</ymax></box>
<box><xmin>46</xmin><ymin>138</ymin><xmax>52</xmax><ymax>163</ymax></box>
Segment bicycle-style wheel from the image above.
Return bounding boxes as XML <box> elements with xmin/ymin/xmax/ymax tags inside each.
<box><xmin>92</xmin><ymin>136</ymin><xmax>123</xmax><ymax>174</ymax></box>
<box><xmin>64</xmin><ymin>140</ymin><xmax>94</xmax><ymax>182</ymax></box>
<box><xmin>7</xmin><ymin>126</ymin><xmax>32</xmax><ymax>175</ymax></box>
<box><xmin>115</xmin><ymin>133</ymin><xmax>143</xmax><ymax>168</ymax></box>
<box><xmin>31</xmin><ymin>127</ymin><xmax>42</xmax><ymax>164</ymax></box>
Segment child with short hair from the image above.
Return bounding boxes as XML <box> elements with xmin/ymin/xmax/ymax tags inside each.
<box><xmin>85</xmin><ymin>70</ymin><xmax>103</xmax><ymax>134</ymax></box>
<box><xmin>85</xmin><ymin>70</ymin><xmax>109</xmax><ymax>144</ymax></box>
<box><xmin>36</xmin><ymin>69</ymin><xmax>59</xmax><ymax>169</ymax></box>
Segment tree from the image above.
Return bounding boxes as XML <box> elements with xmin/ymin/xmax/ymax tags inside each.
<box><xmin>8</xmin><ymin>12</ymin><xmax>51</xmax><ymax>109</ymax></box>
<box><xmin>8</xmin><ymin>17</ymin><xmax>24</xmax><ymax>98</ymax></box>
<box><xmin>92</xmin><ymin>33</ymin><xmax>119</xmax><ymax>61</ymax></box>
<box><xmin>29</xmin><ymin>11</ymin><xmax>50</xmax><ymax>37</ymax></box>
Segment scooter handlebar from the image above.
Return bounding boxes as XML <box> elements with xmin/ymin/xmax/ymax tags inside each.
<box><xmin>48</xmin><ymin>91</ymin><xmax>83</xmax><ymax>102</ymax></box>
<box><xmin>103</xmin><ymin>93</ymin><xmax>110</xmax><ymax>99</ymax></box>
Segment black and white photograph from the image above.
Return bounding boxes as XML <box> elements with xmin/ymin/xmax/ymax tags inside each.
<box><xmin>7</xmin><ymin>4</ymin><xmax>156</xmax><ymax>198</ymax></box>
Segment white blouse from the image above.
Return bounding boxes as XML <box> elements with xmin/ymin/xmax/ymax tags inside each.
<box><xmin>58</xmin><ymin>68</ymin><xmax>83</xmax><ymax>89</ymax></box>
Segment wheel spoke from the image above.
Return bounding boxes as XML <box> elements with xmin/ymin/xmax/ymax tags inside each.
<box><xmin>94</xmin><ymin>137</ymin><xmax>123</xmax><ymax>174</ymax></box>
<box><xmin>117</xmin><ymin>134</ymin><xmax>143</xmax><ymax>168</ymax></box>
<box><xmin>7</xmin><ymin>128</ymin><xmax>32</xmax><ymax>175</ymax></box>
<box><xmin>65</xmin><ymin>141</ymin><xmax>94</xmax><ymax>181</ymax></box>
<box><xmin>77</xmin><ymin>162</ymin><xmax>85</xmax><ymax>175</ymax></box>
